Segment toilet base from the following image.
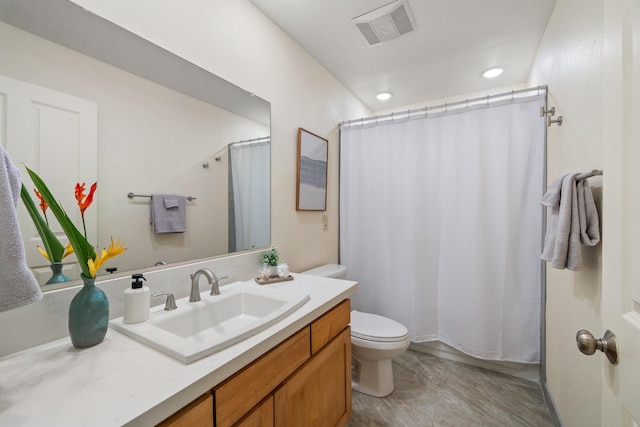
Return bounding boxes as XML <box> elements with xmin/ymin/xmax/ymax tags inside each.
<box><xmin>351</xmin><ymin>355</ymin><xmax>394</xmax><ymax>397</ymax></box>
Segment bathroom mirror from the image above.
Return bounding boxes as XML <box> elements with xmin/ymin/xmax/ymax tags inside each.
<box><xmin>0</xmin><ymin>0</ymin><xmax>271</xmax><ymax>287</ymax></box>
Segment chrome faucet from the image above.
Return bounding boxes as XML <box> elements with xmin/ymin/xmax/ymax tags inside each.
<box><xmin>189</xmin><ymin>268</ymin><xmax>228</xmax><ymax>301</ymax></box>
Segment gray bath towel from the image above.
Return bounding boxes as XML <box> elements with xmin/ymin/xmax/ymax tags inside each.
<box><xmin>0</xmin><ymin>145</ymin><xmax>42</xmax><ymax>312</ymax></box>
<box><xmin>541</xmin><ymin>173</ymin><xmax>600</xmax><ymax>271</ymax></box>
<box><xmin>150</xmin><ymin>194</ymin><xmax>187</xmax><ymax>233</ymax></box>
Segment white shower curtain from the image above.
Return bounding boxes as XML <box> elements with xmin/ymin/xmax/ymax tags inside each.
<box><xmin>229</xmin><ymin>140</ymin><xmax>270</xmax><ymax>252</ymax></box>
<box><xmin>340</xmin><ymin>96</ymin><xmax>545</xmax><ymax>363</ymax></box>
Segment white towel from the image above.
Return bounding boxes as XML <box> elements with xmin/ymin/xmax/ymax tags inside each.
<box><xmin>0</xmin><ymin>145</ymin><xmax>42</xmax><ymax>312</ymax></box>
<box><xmin>150</xmin><ymin>194</ymin><xmax>187</xmax><ymax>233</ymax></box>
<box><xmin>541</xmin><ymin>173</ymin><xmax>600</xmax><ymax>271</ymax></box>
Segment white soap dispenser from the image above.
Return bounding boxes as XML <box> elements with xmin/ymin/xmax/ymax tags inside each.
<box><xmin>123</xmin><ymin>273</ymin><xmax>150</xmax><ymax>324</ymax></box>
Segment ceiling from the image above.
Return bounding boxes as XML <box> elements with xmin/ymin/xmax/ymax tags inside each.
<box><xmin>250</xmin><ymin>0</ymin><xmax>556</xmax><ymax>112</ymax></box>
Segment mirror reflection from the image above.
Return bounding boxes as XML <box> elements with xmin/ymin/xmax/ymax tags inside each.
<box><xmin>0</xmin><ymin>0</ymin><xmax>271</xmax><ymax>287</ymax></box>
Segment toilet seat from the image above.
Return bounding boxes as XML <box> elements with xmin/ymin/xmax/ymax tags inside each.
<box><xmin>351</xmin><ymin>310</ymin><xmax>409</xmax><ymax>343</ymax></box>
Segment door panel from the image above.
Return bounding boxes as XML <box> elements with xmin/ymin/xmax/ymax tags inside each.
<box><xmin>0</xmin><ymin>74</ymin><xmax>97</xmax><ymax>283</ymax></box>
<box><xmin>602</xmin><ymin>0</ymin><xmax>640</xmax><ymax>424</ymax></box>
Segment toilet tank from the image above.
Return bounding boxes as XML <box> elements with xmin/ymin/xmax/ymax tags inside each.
<box><xmin>301</xmin><ymin>263</ymin><xmax>347</xmax><ymax>279</ymax></box>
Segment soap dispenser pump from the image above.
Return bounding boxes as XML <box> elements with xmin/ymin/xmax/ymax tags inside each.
<box><xmin>123</xmin><ymin>273</ymin><xmax>150</xmax><ymax>324</ymax></box>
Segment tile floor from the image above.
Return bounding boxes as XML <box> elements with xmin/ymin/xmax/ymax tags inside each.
<box><xmin>347</xmin><ymin>349</ymin><xmax>555</xmax><ymax>427</ymax></box>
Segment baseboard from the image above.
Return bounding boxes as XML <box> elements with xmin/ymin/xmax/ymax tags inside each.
<box><xmin>541</xmin><ymin>380</ymin><xmax>564</xmax><ymax>426</ymax></box>
<box><xmin>409</xmin><ymin>341</ymin><xmax>540</xmax><ymax>383</ymax></box>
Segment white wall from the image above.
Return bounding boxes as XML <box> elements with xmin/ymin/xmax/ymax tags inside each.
<box><xmin>0</xmin><ymin>0</ymin><xmax>368</xmax><ymax>356</ymax></box>
<box><xmin>528</xmin><ymin>0</ymin><xmax>604</xmax><ymax>425</ymax></box>
<box><xmin>70</xmin><ymin>0</ymin><xmax>371</xmax><ymax>273</ymax></box>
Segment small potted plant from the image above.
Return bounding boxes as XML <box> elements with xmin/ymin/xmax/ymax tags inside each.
<box><xmin>261</xmin><ymin>246</ymin><xmax>279</xmax><ymax>277</ymax></box>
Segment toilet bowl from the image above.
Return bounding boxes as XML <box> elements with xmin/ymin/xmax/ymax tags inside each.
<box><xmin>302</xmin><ymin>264</ymin><xmax>410</xmax><ymax>397</ymax></box>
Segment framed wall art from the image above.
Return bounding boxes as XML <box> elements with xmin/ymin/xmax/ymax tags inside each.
<box><xmin>296</xmin><ymin>128</ymin><xmax>328</xmax><ymax>211</ymax></box>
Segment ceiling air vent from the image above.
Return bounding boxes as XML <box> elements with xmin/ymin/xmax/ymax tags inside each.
<box><xmin>352</xmin><ymin>0</ymin><xmax>416</xmax><ymax>46</ymax></box>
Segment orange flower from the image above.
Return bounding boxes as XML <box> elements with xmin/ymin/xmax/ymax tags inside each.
<box><xmin>34</xmin><ymin>189</ymin><xmax>48</xmax><ymax>218</ymax></box>
<box><xmin>75</xmin><ymin>182</ymin><xmax>97</xmax><ymax>217</ymax></box>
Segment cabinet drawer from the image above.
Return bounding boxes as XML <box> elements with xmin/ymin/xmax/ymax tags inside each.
<box><xmin>311</xmin><ymin>299</ymin><xmax>350</xmax><ymax>354</ymax></box>
<box><xmin>215</xmin><ymin>327</ymin><xmax>310</xmax><ymax>427</ymax></box>
<box><xmin>157</xmin><ymin>392</ymin><xmax>213</xmax><ymax>427</ymax></box>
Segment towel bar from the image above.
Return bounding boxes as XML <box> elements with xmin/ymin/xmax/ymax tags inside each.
<box><xmin>575</xmin><ymin>170</ymin><xmax>603</xmax><ymax>181</ymax></box>
<box><xmin>127</xmin><ymin>192</ymin><xmax>196</xmax><ymax>202</ymax></box>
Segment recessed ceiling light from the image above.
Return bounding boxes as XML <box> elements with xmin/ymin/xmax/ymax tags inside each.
<box><xmin>376</xmin><ymin>92</ymin><xmax>392</xmax><ymax>101</ymax></box>
<box><xmin>482</xmin><ymin>67</ymin><xmax>505</xmax><ymax>79</ymax></box>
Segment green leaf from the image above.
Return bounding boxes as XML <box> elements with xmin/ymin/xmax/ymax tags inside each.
<box><xmin>25</xmin><ymin>166</ymin><xmax>96</xmax><ymax>277</ymax></box>
<box><xmin>20</xmin><ymin>184</ymin><xmax>65</xmax><ymax>262</ymax></box>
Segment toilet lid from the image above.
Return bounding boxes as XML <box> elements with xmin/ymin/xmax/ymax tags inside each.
<box><xmin>350</xmin><ymin>310</ymin><xmax>409</xmax><ymax>342</ymax></box>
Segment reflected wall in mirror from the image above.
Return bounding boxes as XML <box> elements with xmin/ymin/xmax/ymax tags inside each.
<box><xmin>0</xmin><ymin>0</ymin><xmax>271</xmax><ymax>287</ymax></box>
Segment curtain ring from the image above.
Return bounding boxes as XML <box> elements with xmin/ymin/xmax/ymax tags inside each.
<box><xmin>486</xmin><ymin>95</ymin><xmax>490</xmax><ymax>107</ymax></box>
<box><xmin>511</xmin><ymin>90</ymin><xmax>515</xmax><ymax>103</ymax></box>
<box><xmin>465</xmin><ymin>99</ymin><xmax>469</xmax><ymax>110</ymax></box>
<box><xmin>445</xmin><ymin>102</ymin><xmax>448</xmax><ymax>113</ymax></box>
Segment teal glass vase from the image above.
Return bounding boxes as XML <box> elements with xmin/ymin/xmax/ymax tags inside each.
<box><xmin>68</xmin><ymin>274</ymin><xmax>109</xmax><ymax>348</ymax></box>
<box><xmin>45</xmin><ymin>262</ymin><xmax>71</xmax><ymax>285</ymax></box>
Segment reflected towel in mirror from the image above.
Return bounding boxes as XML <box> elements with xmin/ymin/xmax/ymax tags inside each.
<box><xmin>150</xmin><ymin>194</ymin><xmax>187</xmax><ymax>234</ymax></box>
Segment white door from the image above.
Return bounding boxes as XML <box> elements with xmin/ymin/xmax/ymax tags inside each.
<box><xmin>601</xmin><ymin>0</ymin><xmax>640</xmax><ymax>425</ymax></box>
<box><xmin>0</xmin><ymin>74</ymin><xmax>97</xmax><ymax>283</ymax></box>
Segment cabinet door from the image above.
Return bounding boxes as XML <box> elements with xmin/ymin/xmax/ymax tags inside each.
<box><xmin>234</xmin><ymin>395</ymin><xmax>274</xmax><ymax>427</ymax></box>
<box><xmin>157</xmin><ymin>392</ymin><xmax>213</xmax><ymax>427</ymax></box>
<box><xmin>273</xmin><ymin>327</ymin><xmax>351</xmax><ymax>427</ymax></box>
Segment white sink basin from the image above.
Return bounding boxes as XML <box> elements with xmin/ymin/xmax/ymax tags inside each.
<box><xmin>110</xmin><ymin>282</ymin><xmax>309</xmax><ymax>363</ymax></box>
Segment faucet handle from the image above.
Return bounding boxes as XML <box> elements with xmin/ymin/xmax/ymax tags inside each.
<box><xmin>210</xmin><ymin>274</ymin><xmax>228</xmax><ymax>296</ymax></box>
<box><xmin>152</xmin><ymin>293</ymin><xmax>177</xmax><ymax>311</ymax></box>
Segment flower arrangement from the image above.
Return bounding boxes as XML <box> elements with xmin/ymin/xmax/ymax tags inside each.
<box><xmin>24</xmin><ymin>166</ymin><xmax>125</xmax><ymax>278</ymax></box>
<box><xmin>20</xmin><ymin>185</ymin><xmax>74</xmax><ymax>263</ymax></box>
<box><xmin>261</xmin><ymin>246</ymin><xmax>279</xmax><ymax>267</ymax></box>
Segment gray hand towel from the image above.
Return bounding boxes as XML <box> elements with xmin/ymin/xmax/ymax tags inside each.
<box><xmin>150</xmin><ymin>194</ymin><xmax>187</xmax><ymax>233</ymax></box>
<box><xmin>576</xmin><ymin>179</ymin><xmax>600</xmax><ymax>247</ymax></box>
<box><xmin>0</xmin><ymin>145</ymin><xmax>42</xmax><ymax>312</ymax></box>
<box><xmin>541</xmin><ymin>173</ymin><xmax>600</xmax><ymax>271</ymax></box>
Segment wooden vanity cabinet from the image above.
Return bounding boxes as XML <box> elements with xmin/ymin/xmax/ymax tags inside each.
<box><xmin>273</xmin><ymin>327</ymin><xmax>351</xmax><ymax>426</ymax></box>
<box><xmin>158</xmin><ymin>299</ymin><xmax>351</xmax><ymax>427</ymax></box>
<box><xmin>214</xmin><ymin>327</ymin><xmax>311</xmax><ymax>427</ymax></box>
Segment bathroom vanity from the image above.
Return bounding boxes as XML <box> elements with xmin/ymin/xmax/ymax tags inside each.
<box><xmin>0</xmin><ymin>274</ymin><xmax>357</xmax><ymax>426</ymax></box>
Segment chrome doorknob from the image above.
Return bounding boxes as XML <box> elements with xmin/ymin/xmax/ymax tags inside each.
<box><xmin>576</xmin><ymin>329</ymin><xmax>618</xmax><ymax>365</ymax></box>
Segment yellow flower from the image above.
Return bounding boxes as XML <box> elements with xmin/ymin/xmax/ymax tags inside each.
<box><xmin>62</xmin><ymin>243</ymin><xmax>74</xmax><ymax>259</ymax></box>
<box><xmin>88</xmin><ymin>237</ymin><xmax>126</xmax><ymax>278</ymax></box>
<box><xmin>37</xmin><ymin>245</ymin><xmax>50</xmax><ymax>261</ymax></box>
<box><xmin>37</xmin><ymin>242</ymin><xmax>75</xmax><ymax>262</ymax></box>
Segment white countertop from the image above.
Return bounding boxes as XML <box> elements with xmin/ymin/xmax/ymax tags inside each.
<box><xmin>0</xmin><ymin>274</ymin><xmax>357</xmax><ymax>426</ymax></box>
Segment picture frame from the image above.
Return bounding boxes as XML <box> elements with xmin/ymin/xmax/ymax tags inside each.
<box><xmin>296</xmin><ymin>128</ymin><xmax>328</xmax><ymax>211</ymax></box>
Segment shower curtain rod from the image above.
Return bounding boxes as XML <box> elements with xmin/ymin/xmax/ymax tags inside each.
<box><xmin>339</xmin><ymin>85</ymin><xmax>548</xmax><ymax>128</ymax></box>
<box><xmin>229</xmin><ymin>136</ymin><xmax>271</xmax><ymax>146</ymax></box>
<box><xmin>212</xmin><ymin>136</ymin><xmax>271</xmax><ymax>162</ymax></box>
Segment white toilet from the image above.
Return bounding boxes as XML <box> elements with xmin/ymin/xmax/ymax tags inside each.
<box><xmin>302</xmin><ymin>264</ymin><xmax>410</xmax><ymax>397</ymax></box>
